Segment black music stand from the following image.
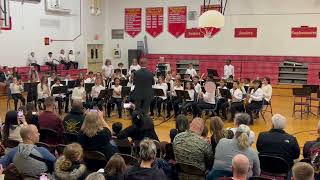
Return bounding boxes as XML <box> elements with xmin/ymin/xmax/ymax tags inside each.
<box><xmin>166</xmin><ymin>83</ymin><xmax>171</xmax><ymax>92</ymax></box>
<box><xmin>50</xmin><ymin>81</ymin><xmax>55</xmax><ymax>87</ymax></box>
<box><xmin>227</xmin><ymin>82</ymin><xmax>233</xmax><ymax>89</ymax></box>
<box><xmin>122</xmin><ymin>69</ymin><xmax>128</xmax><ymax>76</ymax></box>
<box><xmin>207</xmin><ymin>69</ymin><xmax>219</xmax><ymax>77</ymax></box>
<box><xmin>175</xmin><ymin>90</ymin><xmax>191</xmax><ymax>101</ymax></box>
<box><xmin>120</xmin><ymin>79</ymin><xmax>129</xmax><ymax>87</ymax></box>
<box><xmin>121</xmin><ymin>86</ymin><xmax>131</xmax><ymax>97</ymax></box>
<box><xmin>23</xmin><ymin>82</ymin><xmax>39</xmax><ymax>92</ymax></box>
<box><xmin>67</xmin><ymin>80</ymin><xmax>77</xmax><ymax>89</ymax></box>
<box><xmin>85</xmin><ymin>83</ymin><xmax>95</xmax><ymax>93</ymax></box>
<box><xmin>220</xmin><ymin>88</ymin><xmax>232</xmax><ymax>99</ymax></box>
<box><xmin>51</xmin><ymin>86</ymin><xmax>68</xmax><ymax>95</ymax></box>
<box><xmin>153</xmin><ymin>88</ymin><xmax>165</xmax><ymax>97</ymax></box>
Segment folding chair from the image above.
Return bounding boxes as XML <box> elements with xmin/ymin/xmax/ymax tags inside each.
<box><xmin>292</xmin><ymin>88</ymin><xmax>311</xmax><ymax>119</ymax></box>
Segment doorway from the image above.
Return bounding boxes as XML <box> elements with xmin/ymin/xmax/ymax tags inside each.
<box><xmin>87</xmin><ymin>44</ymin><xmax>104</xmax><ymax>72</ymax></box>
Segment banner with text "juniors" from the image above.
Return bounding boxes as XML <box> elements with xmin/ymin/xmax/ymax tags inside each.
<box><xmin>234</xmin><ymin>28</ymin><xmax>258</xmax><ymax>38</ymax></box>
<box><xmin>125</xmin><ymin>8</ymin><xmax>142</xmax><ymax>38</ymax></box>
<box><xmin>146</xmin><ymin>7</ymin><xmax>164</xmax><ymax>38</ymax></box>
<box><xmin>168</xmin><ymin>6</ymin><xmax>187</xmax><ymax>38</ymax></box>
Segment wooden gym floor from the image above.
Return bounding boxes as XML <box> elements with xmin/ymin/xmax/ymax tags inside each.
<box><xmin>0</xmin><ymin>85</ymin><xmax>318</xmax><ymax>155</ymax></box>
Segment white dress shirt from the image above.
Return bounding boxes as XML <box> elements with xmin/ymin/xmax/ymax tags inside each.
<box><xmin>194</xmin><ymin>83</ymin><xmax>202</xmax><ymax>94</ymax></box>
<box><xmin>59</xmin><ymin>54</ymin><xmax>67</xmax><ymax>62</ymax></box>
<box><xmin>111</xmin><ymin>85</ymin><xmax>122</xmax><ymax>98</ymax></box>
<box><xmin>51</xmin><ymin>84</ymin><xmax>65</xmax><ymax>97</ymax></box>
<box><xmin>84</xmin><ymin>77</ymin><xmax>96</xmax><ymax>84</ymax></box>
<box><xmin>203</xmin><ymin>92</ymin><xmax>215</xmax><ymax>104</ymax></box>
<box><xmin>261</xmin><ymin>84</ymin><xmax>272</xmax><ymax>102</ymax></box>
<box><xmin>72</xmin><ymin>87</ymin><xmax>86</xmax><ymax>102</ymax></box>
<box><xmin>186</xmin><ymin>89</ymin><xmax>195</xmax><ymax>102</ymax></box>
<box><xmin>10</xmin><ymin>83</ymin><xmax>23</xmax><ymax>94</ymax></box>
<box><xmin>102</xmin><ymin>65</ymin><xmax>114</xmax><ymax>79</ymax></box>
<box><xmin>230</xmin><ymin>88</ymin><xmax>243</xmax><ymax>102</ymax></box>
<box><xmin>91</xmin><ymin>85</ymin><xmax>105</xmax><ymax>98</ymax></box>
<box><xmin>68</xmin><ymin>54</ymin><xmax>76</xmax><ymax>62</ymax></box>
<box><xmin>44</xmin><ymin>56</ymin><xmax>56</xmax><ymax>64</ymax></box>
<box><xmin>37</xmin><ymin>83</ymin><xmax>50</xmax><ymax>100</ymax></box>
<box><xmin>224</xmin><ymin>64</ymin><xmax>234</xmax><ymax>78</ymax></box>
<box><xmin>154</xmin><ymin>83</ymin><xmax>168</xmax><ymax>100</ymax></box>
<box><xmin>129</xmin><ymin>64</ymin><xmax>141</xmax><ymax>74</ymax></box>
<box><xmin>185</xmin><ymin>68</ymin><xmax>197</xmax><ymax>77</ymax></box>
<box><xmin>249</xmin><ymin>88</ymin><xmax>264</xmax><ymax>103</ymax></box>
<box><xmin>27</xmin><ymin>55</ymin><xmax>37</xmax><ymax>65</ymax></box>
<box><xmin>172</xmin><ymin>86</ymin><xmax>184</xmax><ymax>96</ymax></box>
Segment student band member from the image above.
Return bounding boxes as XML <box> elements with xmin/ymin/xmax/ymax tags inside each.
<box><xmin>261</xmin><ymin>76</ymin><xmax>272</xmax><ymax>105</ymax></box>
<box><xmin>37</xmin><ymin>76</ymin><xmax>50</xmax><ymax>110</ymax></box>
<box><xmin>181</xmin><ymin>81</ymin><xmax>195</xmax><ymax>115</ymax></box>
<box><xmin>193</xmin><ymin>76</ymin><xmax>202</xmax><ymax>94</ymax></box>
<box><xmin>150</xmin><ymin>75</ymin><xmax>168</xmax><ymax>116</ymax></box>
<box><xmin>215</xmin><ymin>79</ymin><xmax>228</xmax><ymax>119</ymax></box>
<box><xmin>59</xmin><ymin>49</ymin><xmax>71</xmax><ymax>70</ymax></box>
<box><xmin>166</xmin><ymin>78</ymin><xmax>184</xmax><ymax>118</ymax></box>
<box><xmin>27</xmin><ymin>52</ymin><xmax>40</xmax><ymax>72</ymax></box>
<box><xmin>194</xmin><ymin>81</ymin><xmax>216</xmax><ymax>117</ymax></box>
<box><xmin>68</xmin><ymin>50</ymin><xmax>78</xmax><ymax>69</ymax></box>
<box><xmin>102</xmin><ymin>59</ymin><xmax>114</xmax><ymax>80</ymax></box>
<box><xmin>72</xmin><ymin>79</ymin><xmax>86</xmax><ymax>103</ymax></box>
<box><xmin>246</xmin><ymin>80</ymin><xmax>264</xmax><ymax>125</ymax></box>
<box><xmin>90</xmin><ymin>78</ymin><xmax>105</xmax><ymax>111</ymax></box>
<box><xmin>129</xmin><ymin>58</ymin><xmax>141</xmax><ymax>75</ymax></box>
<box><xmin>229</xmin><ymin>81</ymin><xmax>245</xmax><ymax>120</ymax></box>
<box><xmin>10</xmin><ymin>77</ymin><xmax>26</xmax><ymax>111</ymax></box>
<box><xmin>107</xmin><ymin>78</ymin><xmax>123</xmax><ymax>118</ymax></box>
<box><xmin>51</xmin><ymin>77</ymin><xmax>69</xmax><ymax>114</ymax></box>
<box><xmin>26</xmin><ymin>70</ymin><xmax>39</xmax><ymax>108</ymax></box>
<box><xmin>224</xmin><ymin>59</ymin><xmax>234</xmax><ymax>80</ymax></box>
<box><xmin>84</xmin><ymin>71</ymin><xmax>96</xmax><ymax>83</ymax></box>
<box><xmin>185</xmin><ymin>63</ymin><xmax>197</xmax><ymax>77</ymax></box>
<box><xmin>44</xmin><ymin>52</ymin><xmax>57</xmax><ymax>72</ymax></box>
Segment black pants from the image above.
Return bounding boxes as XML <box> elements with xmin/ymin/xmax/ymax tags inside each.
<box><xmin>11</xmin><ymin>93</ymin><xmax>26</xmax><ymax>111</ymax></box>
<box><xmin>107</xmin><ymin>97</ymin><xmax>123</xmax><ymax>118</ymax></box>
<box><xmin>46</xmin><ymin>62</ymin><xmax>57</xmax><ymax>72</ymax></box>
<box><xmin>220</xmin><ymin>100</ymin><xmax>230</xmax><ymax>119</ymax></box>
<box><xmin>181</xmin><ymin>101</ymin><xmax>194</xmax><ymax>115</ymax></box>
<box><xmin>150</xmin><ymin>97</ymin><xmax>166</xmax><ymax>115</ymax></box>
<box><xmin>55</xmin><ymin>96</ymin><xmax>69</xmax><ymax>114</ymax></box>
<box><xmin>70</xmin><ymin>61</ymin><xmax>78</xmax><ymax>69</ymax></box>
<box><xmin>215</xmin><ymin>98</ymin><xmax>227</xmax><ymax>118</ymax></box>
<box><xmin>135</xmin><ymin>98</ymin><xmax>151</xmax><ymax>115</ymax></box>
<box><xmin>167</xmin><ymin>96</ymin><xmax>182</xmax><ymax>116</ymax></box>
<box><xmin>194</xmin><ymin>102</ymin><xmax>215</xmax><ymax>117</ymax></box>
<box><xmin>30</xmin><ymin>63</ymin><xmax>41</xmax><ymax>72</ymax></box>
<box><xmin>246</xmin><ymin>101</ymin><xmax>263</xmax><ymax>124</ymax></box>
<box><xmin>60</xmin><ymin>60</ymin><xmax>71</xmax><ymax>70</ymax></box>
<box><xmin>27</xmin><ymin>94</ymin><xmax>37</xmax><ymax>109</ymax></box>
<box><xmin>230</xmin><ymin>101</ymin><xmax>245</xmax><ymax>120</ymax></box>
<box><xmin>38</xmin><ymin>98</ymin><xmax>46</xmax><ymax>110</ymax></box>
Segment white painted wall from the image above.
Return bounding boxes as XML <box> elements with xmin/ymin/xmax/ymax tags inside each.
<box><xmin>104</xmin><ymin>0</ymin><xmax>320</xmax><ymax>67</ymax></box>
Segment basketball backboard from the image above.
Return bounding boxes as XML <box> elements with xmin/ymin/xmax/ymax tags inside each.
<box><xmin>0</xmin><ymin>0</ymin><xmax>10</xmax><ymax>30</ymax></box>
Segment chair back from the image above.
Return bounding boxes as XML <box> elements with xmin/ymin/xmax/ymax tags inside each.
<box><xmin>56</xmin><ymin>144</ymin><xmax>67</xmax><ymax>156</ymax></box>
<box><xmin>259</xmin><ymin>154</ymin><xmax>289</xmax><ymax>177</ymax></box>
<box><xmin>176</xmin><ymin>163</ymin><xmax>206</xmax><ymax>180</ymax></box>
<box><xmin>114</xmin><ymin>139</ymin><xmax>132</xmax><ymax>155</ymax></box>
<box><xmin>3</xmin><ymin>163</ymin><xmax>22</xmax><ymax>180</ymax></box>
<box><xmin>83</xmin><ymin>151</ymin><xmax>108</xmax><ymax>172</ymax></box>
<box><xmin>62</xmin><ymin>132</ymin><xmax>78</xmax><ymax>144</ymax></box>
<box><xmin>117</xmin><ymin>153</ymin><xmax>139</xmax><ymax>167</ymax></box>
<box><xmin>302</xmin><ymin>85</ymin><xmax>319</xmax><ymax>93</ymax></box>
<box><xmin>35</xmin><ymin>142</ymin><xmax>55</xmax><ymax>154</ymax></box>
<box><xmin>39</xmin><ymin>128</ymin><xmax>60</xmax><ymax>145</ymax></box>
<box><xmin>292</xmin><ymin>88</ymin><xmax>311</xmax><ymax>97</ymax></box>
<box><xmin>3</xmin><ymin>139</ymin><xmax>20</xmax><ymax>148</ymax></box>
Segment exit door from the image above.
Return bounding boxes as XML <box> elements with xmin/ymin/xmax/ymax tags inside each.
<box><xmin>87</xmin><ymin>44</ymin><xmax>104</xmax><ymax>72</ymax></box>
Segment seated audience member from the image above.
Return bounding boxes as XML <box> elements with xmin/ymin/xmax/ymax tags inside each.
<box><xmin>129</xmin><ymin>58</ymin><xmax>141</xmax><ymax>75</ymax></box>
<box><xmin>210</xmin><ymin>116</ymin><xmax>230</xmax><ymax>155</ymax></box>
<box><xmin>51</xmin><ymin>77</ymin><xmax>70</xmax><ymax>114</ymax></box>
<box><xmin>63</xmin><ymin>100</ymin><xmax>84</xmax><ymax>134</ymax></box>
<box><xmin>37</xmin><ymin>76</ymin><xmax>50</xmax><ymax>110</ymax></box>
<box><xmin>25</xmin><ymin>102</ymin><xmax>40</xmax><ymax>130</ymax></box>
<box><xmin>1</xmin><ymin>111</ymin><xmax>27</xmax><ymax>142</ymax></box>
<box><xmin>68</xmin><ymin>50</ymin><xmax>78</xmax><ymax>69</ymax></box>
<box><xmin>85</xmin><ymin>172</ymin><xmax>105</xmax><ymax>180</ymax></box>
<box><xmin>304</xmin><ymin>121</ymin><xmax>320</xmax><ymax>158</ymax></box>
<box><xmin>245</xmin><ymin>80</ymin><xmax>263</xmax><ymax>124</ymax></box>
<box><xmin>78</xmin><ymin>111</ymin><xmax>118</xmax><ymax>161</ymax></box>
<box><xmin>84</xmin><ymin>71</ymin><xmax>95</xmax><ymax>83</ymax></box>
<box><xmin>118</xmin><ymin>110</ymin><xmax>159</xmax><ymax>142</ymax></box>
<box><xmin>256</xmin><ymin>114</ymin><xmax>300</xmax><ymax>167</ymax></box>
<box><xmin>194</xmin><ymin>81</ymin><xmax>216</xmax><ymax>117</ymax></box>
<box><xmin>261</xmin><ymin>76</ymin><xmax>272</xmax><ymax>105</ymax></box>
<box><xmin>10</xmin><ymin>77</ymin><xmax>26</xmax><ymax>111</ymax></box>
<box><xmin>72</xmin><ymin>79</ymin><xmax>86</xmax><ymax>103</ymax></box>
<box><xmin>310</xmin><ymin>144</ymin><xmax>320</xmax><ymax>179</ymax></box>
<box><xmin>185</xmin><ymin>63</ymin><xmax>197</xmax><ymax>77</ymax></box>
<box><xmin>150</xmin><ymin>75</ymin><xmax>168</xmax><ymax>116</ymax></box>
<box><xmin>229</xmin><ymin>81</ymin><xmax>245</xmax><ymax>120</ymax></box>
<box><xmin>112</xmin><ymin>122</ymin><xmax>123</xmax><ymax>138</ymax></box>
<box><xmin>229</xmin><ymin>113</ymin><xmax>255</xmax><ymax>146</ymax></box>
<box><xmin>0</xmin><ymin>125</ymin><xmax>56</xmax><ymax>177</ymax></box>
<box><xmin>104</xmin><ymin>154</ymin><xmax>126</xmax><ymax>180</ymax></box>
<box><xmin>122</xmin><ymin>139</ymin><xmax>166</xmax><ymax>180</ymax></box>
<box><xmin>292</xmin><ymin>162</ymin><xmax>315</xmax><ymax>180</ymax></box>
<box><xmin>210</xmin><ymin>125</ymin><xmax>260</xmax><ymax>178</ymax></box>
<box><xmin>44</xmin><ymin>52</ymin><xmax>57</xmax><ymax>72</ymax></box>
<box><xmin>173</xmin><ymin>118</ymin><xmax>214</xmax><ymax>171</ymax></box>
<box><xmin>27</xmin><ymin>52</ymin><xmax>40</xmax><ymax>72</ymax></box>
<box><xmin>90</xmin><ymin>78</ymin><xmax>105</xmax><ymax>110</ymax></box>
<box><xmin>39</xmin><ymin>96</ymin><xmax>65</xmax><ymax>144</ymax></box>
<box><xmin>107</xmin><ymin>77</ymin><xmax>123</xmax><ymax>118</ymax></box>
<box><xmin>230</xmin><ymin>154</ymin><xmax>250</xmax><ymax>180</ymax></box>
<box><xmin>54</xmin><ymin>143</ymin><xmax>87</xmax><ymax>180</ymax></box>
<box><xmin>169</xmin><ymin>115</ymin><xmax>189</xmax><ymax>142</ymax></box>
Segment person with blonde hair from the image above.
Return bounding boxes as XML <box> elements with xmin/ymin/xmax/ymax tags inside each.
<box><xmin>104</xmin><ymin>154</ymin><xmax>126</xmax><ymax>180</ymax></box>
<box><xmin>209</xmin><ymin>124</ymin><xmax>260</xmax><ymax>179</ymax></box>
<box><xmin>54</xmin><ymin>143</ymin><xmax>87</xmax><ymax>180</ymax></box>
<box><xmin>122</xmin><ymin>139</ymin><xmax>166</xmax><ymax>180</ymax></box>
<box><xmin>78</xmin><ymin>111</ymin><xmax>117</xmax><ymax>161</ymax></box>
<box><xmin>85</xmin><ymin>172</ymin><xmax>105</xmax><ymax>180</ymax></box>
<box><xmin>292</xmin><ymin>162</ymin><xmax>315</xmax><ymax>180</ymax></box>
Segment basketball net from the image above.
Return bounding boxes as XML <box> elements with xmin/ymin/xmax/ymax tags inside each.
<box><xmin>200</xmin><ymin>27</ymin><xmax>215</xmax><ymax>38</ymax></box>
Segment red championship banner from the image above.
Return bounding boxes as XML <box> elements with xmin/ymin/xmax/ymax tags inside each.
<box><xmin>168</xmin><ymin>6</ymin><xmax>187</xmax><ymax>38</ymax></box>
<box><xmin>146</xmin><ymin>7</ymin><xmax>164</xmax><ymax>38</ymax></box>
<box><xmin>291</xmin><ymin>26</ymin><xmax>317</xmax><ymax>38</ymax></box>
<box><xmin>125</xmin><ymin>8</ymin><xmax>142</xmax><ymax>38</ymax></box>
<box><xmin>234</xmin><ymin>28</ymin><xmax>258</xmax><ymax>38</ymax></box>
<box><xmin>200</xmin><ymin>5</ymin><xmax>221</xmax><ymax>14</ymax></box>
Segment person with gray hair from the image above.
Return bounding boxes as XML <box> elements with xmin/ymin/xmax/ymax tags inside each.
<box><xmin>229</xmin><ymin>113</ymin><xmax>255</xmax><ymax>146</ymax></box>
<box><xmin>292</xmin><ymin>162</ymin><xmax>315</xmax><ymax>180</ymax></box>
<box><xmin>303</xmin><ymin>120</ymin><xmax>320</xmax><ymax>158</ymax></box>
<box><xmin>122</xmin><ymin>138</ymin><xmax>166</xmax><ymax>180</ymax></box>
<box><xmin>232</xmin><ymin>154</ymin><xmax>250</xmax><ymax>180</ymax></box>
<box><xmin>85</xmin><ymin>172</ymin><xmax>105</xmax><ymax>180</ymax></box>
<box><xmin>257</xmin><ymin>113</ymin><xmax>300</xmax><ymax>167</ymax></box>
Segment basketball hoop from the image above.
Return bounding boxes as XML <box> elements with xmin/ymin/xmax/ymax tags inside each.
<box><xmin>199</xmin><ymin>10</ymin><xmax>225</xmax><ymax>28</ymax></box>
<box><xmin>200</xmin><ymin>27</ymin><xmax>214</xmax><ymax>38</ymax></box>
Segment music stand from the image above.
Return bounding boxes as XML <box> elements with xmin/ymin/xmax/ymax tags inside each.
<box><xmin>60</xmin><ymin>81</ymin><xmax>67</xmax><ymax>86</ymax></box>
<box><xmin>85</xmin><ymin>83</ymin><xmax>95</xmax><ymax>93</ymax></box>
<box><xmin>23</xmin><ymin>82</ymin><xmax>39</xmax><ymax>92</ymax></box>
<box><xmin>220</xmin><ymin>88</ymin><xmax>232</xmax><ymax>99</ymax></box>
<box><xmin>51</xmin><ymin>86</ymin><xmax>68</xmax><ymax>95</ymax></box>
<box><xmin>227</xmin><ymin>82</ymin><xmax>233</xmax><ymax>89</ymax></box>
<box><xmin>50</xmin><ymin>81</ymin><xmax>54</xmax><ymax>87</ymax></box>
<box><xmin>120</xmin><ymin>79</ymin><xmax>129</xmax><ymax>87</ymax></box>
<box><xmin>122</xmin><ymin>69</ymin><xmax>128</xmax><ymax>76</ymax></box>
<box><xmin>153</xmin><ymin>88</ymin><xmax>165</xmax><ymax>97</ymax></box>
<box><xmin>166</xmin><ymin>83</ymin><xmax>171</xmax><ymax>92</ymax></box>
<box><xmin>121</xmin><ymin>86</ymin><xmax>131</xmax><ymax>97</ymax></box>
<box><xmin>175</xmin><ymin>90</ymin><xmax>191</xmax><ymax>100</ymax></box>
<box><xmin>98</xmin><ymin>89</ymin><xmax>109</xmax><ymax>99</ymax></box>
<box><xmin>207</xmin><ymin>69</ymin><xmax>219</xmax><ymax>77</ymax></box>
<box><xmin>67</xmin><ymin>80</ymin><xmax>77</xmax><ymax>89</ymax></box>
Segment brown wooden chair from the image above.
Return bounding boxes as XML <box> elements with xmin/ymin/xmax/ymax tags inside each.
<box><xmin>39</xmin><ymin>128</ymin><xmax>61</xmax><ymax>145</ymax></box>
<box><xmin>259</xmin><ymin>154</ymin><xmax>289</xmax><ymax>180</ymax></box>
<box><xmin>303</xmin><ymin>85</ymin><xmax>319</xmax><ymax>116</ymax></box>
<box><xmin>3</xmin><ymin>139</ymin><xmax>20</xmax><ymax>148</ymax></box>
<box><xmin>176</xmin><ymin>163</ymin><xmax>207</xmax><ymax>180</ymax></box>
<box><xmin>62</xmin><ymin>132</ymin><xmax>78</xmax><ymax>144</ymax></box>
<box><xmin>83</xmin><ymin>151</ymin><xmax>108</xmax><ymax>172</ymax></box>
<box><xmin>35</xmin><ymin>142</ymin><xmax>55</xmax><ymax>154</ymax></box>
<box><xmin>292</xmin><ymin>88</ymin><xmax>311</xmax><ymax>119</ymax></box>
<box><xmin>261</xmin><ymin>98</ymin><xmax>273</xmax><ymax>119</ymax></box>
<box><xmin>114</xmin><ymin>138</ymin><xmax>133</xmax><ymax>155</ymax></box>
<box><xmin>117</xmin><ymin>153</ymin><xmax>139</xmax><ymax>167</ymax></box>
